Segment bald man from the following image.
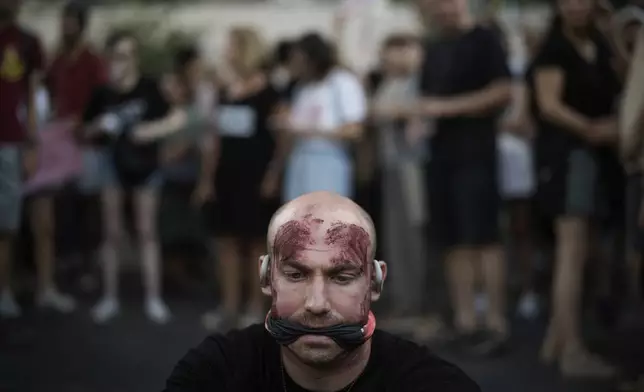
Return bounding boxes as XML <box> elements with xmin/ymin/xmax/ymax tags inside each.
<box><xmin>164</xmin><ymin>192</ymin><xmax>479</xmax><ymax>392</ymax></box>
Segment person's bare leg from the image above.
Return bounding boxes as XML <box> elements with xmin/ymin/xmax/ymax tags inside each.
<box><xmin>134</xmin><ymin>187</ymin><xmax>170</xmax><ymax>324</ymax></box>
<box><xmin>512</xmin><ymin>202</ymin><xmax>538</xmax><ymax>319</ymax></box>
<box><xmin>545</xmin><ymin>216</ymin><xmax>615</xmax><ymax>377</ymax></box>
<box><xmin>541</xmin><ymin>216</ymin><xmax>586</xmax><ymax>363</ymax></box>
<box><xmin>31</xmin><ymin>196</ymin><xmax>75</xmax><ymax>312</ymax></box>
<box><xmin>91</xmin><ymin>187</ymin><xmax>123</xmax><ymax>323</ymax></box>
<box><xmin>445</xmin><ymin>247</ymin><xmax>478</xmax><ymax>334</ymax></box>
<box><xmin>481</xmin><ymin>244</ymin><xmax>507</xmax><ymax>335</ymax></box>
<box><xmin>203</xmin><ymin>237</ymin><xmax>241</xmax><ymax>331</ymax></box>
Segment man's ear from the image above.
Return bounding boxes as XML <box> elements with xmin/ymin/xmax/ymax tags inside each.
<box><xmin>259</xmin><ymin>255</ymin><xmax>272</xmax><ymax>296</ymax></box>
<box><xmin>370</xmin><ymin>260</ymin><xmax>387</xmax><ymax>302</ymax></box>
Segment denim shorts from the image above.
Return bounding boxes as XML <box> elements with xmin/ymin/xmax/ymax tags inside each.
<box><xmin>77</xmin><ymin>148</ymin><xmax>163</xmax><ymax>193</ymax></box>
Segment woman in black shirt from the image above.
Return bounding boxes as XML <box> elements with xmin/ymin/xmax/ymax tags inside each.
<box><xmin>202</xmin><ymin>27</ymin><xmax>280</xmax><ymax>331</ymax></box>
<box><xmin>530</xmin><ymin>0</ymin><xmax>621</xmax><ymax>377</ymax></box>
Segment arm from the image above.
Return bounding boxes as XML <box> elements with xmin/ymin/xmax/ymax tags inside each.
<box><xmin>420</xmin><ymin>79</ymin><xmax>512</xmax><ymax>118</ymax></box>
<box><xmin>26</xmin><ymin>72</ymin><xmax>41</xmax><ymax>144</ymax></box>
<box><xmin>418</xmin><ymin>29</ymin><xmax>511</xmax><ymax>119</ymax></box>
<box><xmin>534</xmin><ymin>67</ymin><xmax>591</xmax><ymax>137</ymax></box>
<box><xmin>132</xmin><ymin>107</ymin><xmax>188</xmax><ymax>142</ymax></box>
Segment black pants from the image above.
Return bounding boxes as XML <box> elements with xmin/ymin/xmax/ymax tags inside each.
<box><xmin>427</xmin><ymin>161</ymin><xmax>501</xmax><ymax>248</ymax></box>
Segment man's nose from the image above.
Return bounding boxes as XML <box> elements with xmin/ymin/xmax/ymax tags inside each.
<box><xmin>304</xmin><ymin>275</ymin><xmax>330</xmax><ymax>315</ymax></box>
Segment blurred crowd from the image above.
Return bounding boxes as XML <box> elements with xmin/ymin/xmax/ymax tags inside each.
<box><xmin>2</xmin><ymin>0</ymin><xmax>644</xmax><ymax>386</ymax></box>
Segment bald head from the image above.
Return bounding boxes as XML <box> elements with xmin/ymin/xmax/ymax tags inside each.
<box><xmin>267</xmin><ymin>192</ymin><xmax>376</xmax><ymax>258</ymax></box>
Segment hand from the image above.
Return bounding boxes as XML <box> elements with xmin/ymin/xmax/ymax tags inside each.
<box><xmin>404</xmin><ymin>117</ymin><xmax>428</xmax><ymax>144</ymax></box>
<box><xmin>587</xmin><ymin>119</ymin><xmax>618</xmax><ymax>145</ymax></box>
<box><xmin>130</xmin><ymin>124</ymin><xmax>151</xmax><ymax>144</ymax></box>
<box><xmin>501</xmin><ymin>116</ymin><xmax>534</xmax><ymax>138</ymax></box>
<box><xmin>260</xmin><ymin>169</ymin><xmax>280</xmax><ymax>199</ymax></box>
<box><xmin>269</xmin><ymin>111</ymin><xmax>292</xmax><ymax>132</ymax></box>
<box><xmin>372</xmin><ymin>102</ymin><xmax>410</xmax><ymax>122</ymax></box>
<box><xmin>422</xmin><ymin>98</ymin><xmax>449</xmax><ymax>118</ymax></box>
<box><xmin>191</xmin><ymin>181</ymin><xmax>214</xmax><ymax>207</ymax></box>
<box><xmin>22</xmin><ymin>145</ymin><xmax>39</xmax><ymax>179</ymax></box>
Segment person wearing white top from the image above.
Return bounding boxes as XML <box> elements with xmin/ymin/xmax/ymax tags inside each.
<box><xmin>275</xmin><ymin>33</ymin><xmax>367</xmax><ymax>201</ymax></box>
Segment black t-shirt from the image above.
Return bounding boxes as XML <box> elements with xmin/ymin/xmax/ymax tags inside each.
<box><xmin>163</xmin><ymin>324</ymin><xmax>480</xmax><ymax>392</ymax></box>
<box><xmin>217</xmin><ymin>83</ymin><xmax>279</xmax><ymax>175</ymax></box>
<box><xmin>419</xmin><ymin>26</ymin><xmax>510</xmax><ymax>166</ymax></box>
<box><xmin>83</xmin><ymin>76</ymin><xmax>170</xmax><ymax>185</ymax></box>
<box><xmin>528</xmin><ymin>27</ymin><xmax>621</xmax><ymax>164</ymax></box>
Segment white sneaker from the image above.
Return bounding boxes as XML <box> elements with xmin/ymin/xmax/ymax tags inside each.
<box><xmin>37</xmin><ymin>289</ymin><xmax>76</xmax><ymax>313</ymax></box>
<box><xmin>475</xmin><ymin>293</ymin><xmax>489</xmax><ymax>315</ymax></box>
<box><xmin>91</xmin><ymin>297</ymin><xmax>120</xmax><ymax>324</ymax></box>
<box><xmin>517</xmin><ymin>292</ymin><xmax>540</xmax><ymax>320</ymax></box>
<box><xmin>144</xmin><ymin>297</ymin><xmax>171</xmax><ymax>324</ymax></box>
<box><xmin>0</xmin><ymin>290</ymin><xmax>21</xmax><ymax>318</ymax></box>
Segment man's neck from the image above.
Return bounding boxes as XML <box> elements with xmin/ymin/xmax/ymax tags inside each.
<box><xmin>113</xmin><ymin>71</ymin><xmax>140</xmax><ymax>93</ymax></box>
<box><xmin>281</xmin><ymin>342</ymin><xmax>371</xmax><ymax>392</ymax></box>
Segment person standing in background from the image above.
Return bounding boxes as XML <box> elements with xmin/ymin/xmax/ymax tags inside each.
<box><xmin>371</xmin><ymin>34</ymin><xmax>428</xmax><ymax>329</ymax></box>
<box><xmin>202</xmin><ymin>27</ymin><xmax>280</xmax><ymax>331</ymax></box>
<box><xmin>411</xmin><ymin>0</ymin><xmax>512</xmax><ymax>356</ymax></box>
<box><xmin>42</xmin><ymin>1</ymin><xmax>106</xmax><ymax>304</ymax></box>
<box><xmin>0</xmin><ymin>0</ymin><xmax>44</xmax><ymax>317</ymax></box>
<box><xmin>497</xmin><ymin>26</ymin><xmax>540</xmax><ymax>321</ymax></box>
<box><xmin>83</xmin><ymin>31</ymin><xmax>186</xmax><ymax>324</ymax></box>
<box><xmin>529</xmin><ymin>0</ymin><xmax>621</xmax><ymax>376</ymax></box>
<box><xmin>277</xmin><ymin>33</ymin><xmax>367</xmax><ymax>201</ymax></box>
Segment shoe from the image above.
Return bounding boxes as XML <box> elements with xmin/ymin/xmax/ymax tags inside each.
<box><xmin>474</xmin><ymin>293</ymin><xmax>488</xmax><ymax>316</ymax></box>
<box><xmin>36</xmin><ymin>289</ymin><xmax>76</xmax><ymax>313</ymax></box>
<box><xmin>91</xmin><ymin>297</ymin><xmax>120</xmax><ymax>324</ymax></box>
<box><xmin>517</xmin><ymin>292</ymin><xmax>540</xmax><ymax>320</ymax></box>
<box><xmin>560</xmin><ymin>349</ymin><xmax>617</xmax><ymax>378</ymax></box>
<box><xmin>144</xmin><ymin>297</ymin><xmax>171</xmax><ymax>324</ymax></box>
<box><xmin>0</xmin><ymin>290</ymin><xmax>21</xmax><ymax>318</ymax></box>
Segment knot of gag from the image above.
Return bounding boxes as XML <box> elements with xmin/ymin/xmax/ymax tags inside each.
<box><xmin>265</xmin><ymin>311</ymin><xmax>376</xmax><ymax>351</ymax></box>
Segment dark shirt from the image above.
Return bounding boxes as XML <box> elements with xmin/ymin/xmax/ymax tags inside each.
<box><xmin>528</xmin><ymin>26</ymin><xmax>621</xmax><ymax>163</ymax></box>
<box><xmin>217</xmin><ymin>83</ymin><xmax>279</xmax><ymax>174</ymax></box>
<box><xmin>47</xmin><ymin>45</ymin><xmax>107</xmax><ymax>120</ymax></box>
<box><xmin>0</xmin><ymin>24</ymin><xmax>44</xmax><ymax>144</ymax></box>
<box><xmin>164</xmin><ymin>324</ymin><xmax>481</xmax><ymax>392</ymax></box>
<box><xmin>419</xmin><ymin>26</ymin><xmax>510</xmax><ymax>166</ymax></box>
<box><xmin>83</xmin><ymin>76</ymin><xmax>170</xmax><ymax>186</ymax></box>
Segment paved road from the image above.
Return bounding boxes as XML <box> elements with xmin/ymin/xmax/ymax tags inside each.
<box><xmin>0</xmin><ymin>280</ymin><xmax>637</xmax><ymax>392</ymax></box>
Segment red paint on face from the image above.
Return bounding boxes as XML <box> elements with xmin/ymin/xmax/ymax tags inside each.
<box><xmin>273</xmin><ymin>220</ymin><xmax>314</xmax><ymax>261</ymax></box>
<box><xmin>324</xmin><ymin>223</ymin><xmax>371</xmax><ymax>268</ymax></box>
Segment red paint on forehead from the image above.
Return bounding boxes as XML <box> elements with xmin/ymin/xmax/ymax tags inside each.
<box><xmin>324</xmin><ymin>222</ymin><xmax>371</xmax><ymax>266</ymax></box>
<box><xmin>273</xmin><ymin>219</ymin><xmax>313</xmax><ymax>260</ymax></box>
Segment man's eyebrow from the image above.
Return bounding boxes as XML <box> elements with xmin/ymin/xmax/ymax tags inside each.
<box><xmin>280</xmin><ymin>259</ymin><xmax>312</xmax><ymax>271</ymax></box>
<box><xmin>327</xmin><ymin>263</ymin><xmax>364</xmax><ymax>274</ymax></box>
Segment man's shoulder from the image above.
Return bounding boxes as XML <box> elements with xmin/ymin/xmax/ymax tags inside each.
<box><xmin>373</xmin><ymin>330</ymin><xmax>481</xmax><ymax>391</ymax></box>
<box><xmin>198</xmin><ymin>324</ymin><xmax>272</xmax><ymax>359</ymax></box>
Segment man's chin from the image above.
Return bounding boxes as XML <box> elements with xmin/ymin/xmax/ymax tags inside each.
<box><xmin>288</xmin><ymin>338</ymin><xmax>345</xmax><ymax>366</ymax></box>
